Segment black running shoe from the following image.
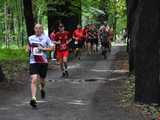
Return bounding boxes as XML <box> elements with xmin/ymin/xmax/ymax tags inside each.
<box><xmin>30</xmin><ymin>99</ymin><xmax>37</xmax><ymax>108</ymax></box>
<box><xmin>61</xmin><ymin>72</ymin><xmax>66</xmax><ymax>78</ymax></box>
<box><xmin>41</xmin><ymin>90</ymin><xmax>46</xmax><ymax>99</ymax></box>
<box><xmin>65</xmin><ymin>71</ymin><xmax>69</xmax><ymax>78</ymax></box>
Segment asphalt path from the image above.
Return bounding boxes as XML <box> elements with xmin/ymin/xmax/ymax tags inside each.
<box><xmin>0</xmin><ymin>46</ymin><xmax>144</xmax><ymax>120</ymax></box>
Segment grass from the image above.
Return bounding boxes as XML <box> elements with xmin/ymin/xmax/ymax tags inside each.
<box><xmin>0</xmin><ymin>48</ymin><xmax>28</xmax><ymax>61</ymax></box>
<box><xmin>0</xmin><ymin>49</ymin><xmax>28</xmax><ymax>83</ymax></box>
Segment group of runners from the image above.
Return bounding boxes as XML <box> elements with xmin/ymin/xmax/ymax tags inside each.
<box><xmin>27</xmin><ymin>23</ymin><xmax>114</xmax><ymax>108</ymax></box>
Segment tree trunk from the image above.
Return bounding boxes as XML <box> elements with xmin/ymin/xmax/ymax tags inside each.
<box><xmin>0</xmin><ymin>66</ymin><xmax>5</xmax><ymax>82</ymax></box>
<box><xmin>23</xmin><ymin>0</ymin><xmax>35</xmax><ymax>36</ymax></box>
<box><xmin>134</xmin><ymin>0</ymin><xmax>160</xmax><ymax>103</ymax></box>
<box><xmin>126</xmin><ymin>0</ymin><xmax>139</xmax><ymax>73</ymax></box>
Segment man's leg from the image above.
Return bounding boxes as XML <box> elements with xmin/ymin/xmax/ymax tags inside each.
<box><xmin>63</xmin><ymin>51</ymin><xmax>69</xmax><ymax>78</ymax></box>
<box><xmin>40</xmin><ymin>77</ymin><xmax>46</xmax><ymax>99</ymax></box>
<box><xmin>59</xmin><ymin>57</ymin><xmax>65</xmax><ymax>77</ymax></box>
<box><xmin>87</xmin><ymin>42</ymin><xmax>91</xmax><ymax>55</ymax></box>
<box><xmin>39</xmin><ymin>64</ymin><xmax>48</xmax><ymax>99</ymax></box>
<box><xmin>75</xmin><ymin>48</ymin><xmax>79</xmax><ymax>57</ymax></box>
<box><xmin>108</xmin><ymin>40</ymin><xmax>111</xmax><ymax>53</ymax></box>
<box><xmin>31</xmin><ymin>75</ymin><xmax>38</xmax><ymax>99</ymax></box>
<box><xmin>30</xmin><ymin>74</ymin><xmax>39</xmax><ymax>107</ymax></box>
<box><xmin>40</xmin><ymin>78</ymin><xmax>45</xmax><ymax>90</ymax></box>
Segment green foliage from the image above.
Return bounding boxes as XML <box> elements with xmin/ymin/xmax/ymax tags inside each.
<box><xmin>33</xmin><ymin>0</ymin><xmax>48</xmax><ymax>24</ymax></box>
<box><xmin>82</xmin><ymin>0</ymin><xmax>101</xmax><ymax>25</ymax></box>
<box><xmin>82</xmin><ymin>0</ymin><xmax>127</xmax><ymax>36</ymax></box>
<box><xmin>107</xmin><ymin>0</ymin><xmax>127</xmax><ymax>34</ymax></box>
<box><xmin>0</xmin><ymin>0</ymin><xmax>127</xmax><ymax>49</ymax></box>
<box><xmin>0</xmin><ymin>49</ymin><xmax>28</xmax><ymax>61</ymax></box>
<box><xmin>0</xmin><ymin>0</ymin><xmax>27</xmax><ymax>48</ymax></box>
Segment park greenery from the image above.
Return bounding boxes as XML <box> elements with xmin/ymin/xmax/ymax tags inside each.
<box><xmin>0</xmin><ymin>0</ymin><xmax>126</xmax><ymax>49</ymax></box>
<box><xmin>1</xmin><ymin>0</ymin><xmax>160</xmax><ymax>119</ymax></box>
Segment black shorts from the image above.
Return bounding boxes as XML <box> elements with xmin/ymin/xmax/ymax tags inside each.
<box><xmin>30</xmin><ymin>63</ymin><xmax>48</xmax><ymax>78</ymax></box>
<box><xmin>101</xmin><ymin>42</ymin><xmax>109</xmax><ymax>48</ymax></box>
<box><xmin>69</xmin><ymin>39</ymin><xmax>75</xmax><ymax>50</ymax></box>
<box><xmin>91</xmin><ymin>39</ymin><xmax>98</xmax><ymax>45</ymax></box>
<box><xmin>86</xmin><ymin>39</ymin><xmax>91</xmax><ymax>43</ymax></box>
<box><xmin>74</xmin><ymin>40</ymin><xmax>84</xmax><ymax>49</ymax></box>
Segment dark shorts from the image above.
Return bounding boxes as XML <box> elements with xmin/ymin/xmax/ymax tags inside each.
<box><xmin>30</xmin><ymin>63</ymin><xmax>48</xmax><ymax>78</ymax></box>
<box><xmin>75</xmin><ymin>41</ymin><xmax>84</xmax><ymax>49</ymax></box>
<box><xmin>91</xmin><ymin>39</ymin><xmax>98</xmax><ymax>45</ymax></box>
<box><xmin>69</xmin><ymin>39</ymin><xmax>75</xmax><ymax>50</ymax></box>
<box><xmin>101</xmin><ymin>41</ymin><xmax>109</xmax><ymax>48</ymax></box>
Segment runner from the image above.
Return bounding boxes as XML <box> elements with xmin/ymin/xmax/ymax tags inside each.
<box><xmin>50</xmin><ymin>29</ymin><xmax>56</xmax><ymax>61</ymax></box>
<box><xmin>28</xmin><ymin>24</ymin><xmax>55</xmax><ymax>108</ymax></box>
<box><xmin>73</xmin><ymin>24</ymin><xmax>84</xmax><ymax>59</ymax></box>
<box><xmin>99</xmin><ymin>25</ymin><xmax>109</xmax><ymax>59</ymax></box>
<box><xmin>83</xmin><ymin>25</ymin><xmax>89</xmax><ymax>49</ymax></box>
<box><xmin>108</xmin><ymin>27</ymin><xmax>114</xmax><ymax>52</ymax></box>
<box><xmin>55</xmin><ymin>24</ymin><xmax>71</xmax><ymax>78</ymax></box>
<box><xmin>87</xmin><ymin>24</ymin><xmax>98</xmax><ymax>55</ymax></box>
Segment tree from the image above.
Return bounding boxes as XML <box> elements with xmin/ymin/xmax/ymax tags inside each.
<box><xmin>133</xmin><ymin>0</ymin><xmax>160</xmax><ymax>103</ymax></box>
<box><xmin>23</xmin><ymin>0</ymin><xmax>35</xmax><ymax>36</ymax></box>
<box><xmin>47</xmin><ymin>0</ymin><xmax>81</xmax><ymax>34</ymax></box>
<box><xmin>0</xmin><ymin>66</ymin><xmax>5</xmax><ymax>82</ymax></box>
<box><xmin>126</xmin><ymin>0</ymin><xmax>139</xmax><ymax>73</ymax></box>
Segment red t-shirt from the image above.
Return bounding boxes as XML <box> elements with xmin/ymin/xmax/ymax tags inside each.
<box><xmin>55</xmin><ymin>31</ymin><xmax>70</xmax><ymax>51</ymax></box>
<box><xmin>73</xmin><ymin>29</ymin><xmax>84</xmax><ymax>41</ymax></box>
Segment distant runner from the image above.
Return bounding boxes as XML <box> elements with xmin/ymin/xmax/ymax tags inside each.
<box><xmin>73</xmin><ymin>24</ymin><xmax>84</xmax><ymax>59</ymax></box>
<box><xmin>50</xmin><ymin>29</ymin><xmax>56</xmax><ymax>61</ymax></box>
<box><xmin>28</xmin><ymin>24</ymin><xmax>55</xmax><ymax>108</ymax></box>
<box><xmin>108</xmin><ymin>27</ymin><xmax>114</xmax><ymax>52</ymax></box>
<box><xmin>55</xmin><ymin>24</ymin><xmax>71</xmax><ymax>78</ymax></box>
<box><xmin>87</xmin><ymin>24</ymin><xmax>98</xmax><ymax>55</ymax></box>
<box><xmin>99</xmin><ymin>25</ymin><xmax>109</xmax><ymax>59</ymax></box>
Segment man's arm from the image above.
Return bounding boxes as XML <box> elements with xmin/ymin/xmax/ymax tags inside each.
<box><xmin>40</xmin><ymin>37</ymin><xmax>55</xmax><ymax>51</ymax></box>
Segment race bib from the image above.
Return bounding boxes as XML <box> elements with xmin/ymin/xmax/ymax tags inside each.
<box><xmin>33</xmin><ymin>47</ymin><xmax>43</xmax><ymax>56</ymax></box>
<box><xmin>60</xmin><ymin>44</ymin><xmax>67</xmax><ymax>50</ymax></box>
<box><xmin>75</xmin><ymin>41</ymin><xmax>78</xmax><ymax>45</ymax></box>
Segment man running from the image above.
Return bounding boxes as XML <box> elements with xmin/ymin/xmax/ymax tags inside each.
<box><xmin>28</xmin><ymin>24</ymin><xmax>55</xmax><ymax>108</ymax></box>
<box><xmin>55</xmin><ymin>24</ymin><xmax>71</xmax><ymax>78</ymax></box>
<box><xmin>108</xmin><ymin>27</ymin><xmax>114</xmax><ymax>52</ymax></box>
<box><xmin>73</xmin><ymin>24</ymin><xmax>84</xmax><ymax>59</ymax></box>
<box><xmin>50</xmin><ymin>29</ymin><xmax>56</xmax><ymax>61</ymax></box>
<box><xmin>87</xmin><ymin>24</ymin><xmax>98</xmax><ymax>55</ymax></box>
<box><xmin>99</xmin><ymin>26</ymin><xmax>109</xmax><ymax>59</ymax></box>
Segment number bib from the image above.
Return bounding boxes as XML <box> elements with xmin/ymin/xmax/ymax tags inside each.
<box><xmin>60</xmin><ymin>44</ymin><xmax>67</xmax><ymax>51</ymax></box>
<box><xmin>33</xmin><ymin>47</ymin><xmax>43</xmax><ymax>56</ymax></box>
<box><xmin>75</xmin><ymin>41</ymin><xmax>78</xmax><ymax>45</ymax></box>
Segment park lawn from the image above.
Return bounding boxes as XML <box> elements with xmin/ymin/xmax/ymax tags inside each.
<box><xmin>0</xmin><ymin>49</ymin><xmax>29</xmax><ymax>83</ymax></box>
<box><xmin>0</xmin><ymin>48</ymin><xmax>28</xmax><ymax>61</ymax></box>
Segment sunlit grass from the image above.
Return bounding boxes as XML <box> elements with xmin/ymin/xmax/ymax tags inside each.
<box><xmin>0</xmin><ymin>48</ymin><xmax>28</xmax><ymax>61</ymax></box>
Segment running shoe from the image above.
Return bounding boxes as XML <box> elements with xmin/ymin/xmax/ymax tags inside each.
<box><xmin>65</xmin><ymin>71</ymin><xmax>69</xmax><ymax>78</ymax></box>
<box><xmin>61</xmin><ymin>72</ymin><xmax>66</xmax><ymax>78</ymax></box>
<box><xmin>30</xmin><ymin>98</ymin><xmax>37</xmax><ymax>108</ymax></box>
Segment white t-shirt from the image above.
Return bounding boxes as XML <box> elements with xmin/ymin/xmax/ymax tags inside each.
<box><xmin>29</xmin><ymin>34</ymin><xmax>54</xmax><ymax>64</ymax></box>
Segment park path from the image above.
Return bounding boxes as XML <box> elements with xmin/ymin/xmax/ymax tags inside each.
<box><xmin>0</xmin><ymin>45</ymin><xmax>145</xmax><ymax>120</ymax></box>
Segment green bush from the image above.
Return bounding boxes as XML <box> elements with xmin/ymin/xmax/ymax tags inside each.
<box><xmin>0</xmin><ymin>49</ymin><xmax>28</xmax><ymax>61</ymax></box>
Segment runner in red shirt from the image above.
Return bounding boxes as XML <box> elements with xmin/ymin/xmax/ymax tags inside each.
<box><xmin>83</xmin><ymin>25</ymin><xmax>89</xmax><ymax>48</ymax></box>
<box><xmin>55</xmin><ymin>24</ymin><xmax>71</xmax><ymax>78</ymax></box>
<box><xmin>73</xmin><ymin>24</ymin><xmax>84</xmax><ymax>59</ymax></box>
<box><xmin>50</xmin><ymin>30</ymin><xmax>56</xmax><ymax>61</ymax></box>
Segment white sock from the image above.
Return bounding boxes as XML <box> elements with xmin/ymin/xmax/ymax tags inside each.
<box><xmin>32</xmin><ymin>96</ymin><xmax>36</xmax><ymax>100</ymax></box>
